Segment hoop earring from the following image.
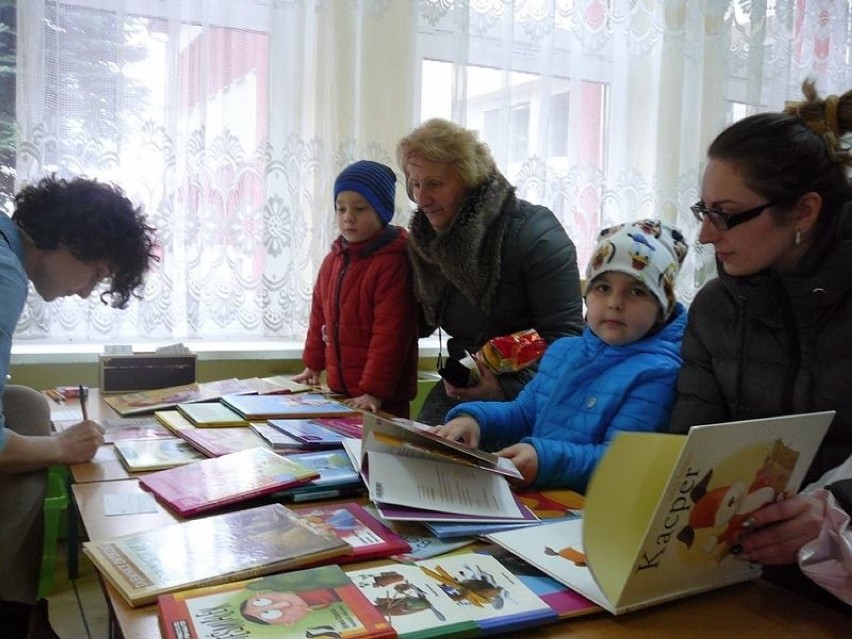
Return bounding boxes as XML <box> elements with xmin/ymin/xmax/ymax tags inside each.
<box><xmin>794</xmin><ymin>229</ymin><xmax>802</xmax><ymax>246</ymax></box>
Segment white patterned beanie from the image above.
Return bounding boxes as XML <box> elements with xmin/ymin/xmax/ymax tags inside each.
<box><xmin>585</xmin><ymin>219</ymin><xmax>688</xmax><ymax>319</ymax></box>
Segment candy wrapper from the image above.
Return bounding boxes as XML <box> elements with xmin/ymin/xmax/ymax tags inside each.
<box><xmin>478</xmin><ymin>329</ymin><xmax>547</xmax><ymax>374</ymax></box>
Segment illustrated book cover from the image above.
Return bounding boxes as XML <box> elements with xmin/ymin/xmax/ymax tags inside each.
<box><xmin>275</xmin><ymin>449</ymin><xmax>365</xmax><ymax>502</ymax></box>
<box><xmin>83</xmin><ymin>503</ymin><xmax>352</xmax><ymax>607</ymax></box>
<box><xmin>221</xmin><ymin>392</ymin><xmax>358</xmax><ymax>420</ymax></box>
<box><xmin>104</xmin><ymin>378</ymin><xmax>258</xmax><ymax>416</ymax></box>
<box><xmin>113</xmin><ymin>437</ymin><xmax>206</xmax><ymax>472</ymax></box>
<box><xmin>176</xmin><ymin>401</ymin><xmax>250</xmax><ymax>428</ymax></box>
<box><xmin>138</xmin><ymin>446</ymin><xmax>319</xmax><ymax>516</ymax></box>
<box><xmin>158</xmin><ymin>564</ymin><xmax>397</xmax><ymax>639</ymax></box>
<box><xmin>291</xmin><ymin>502</ymin><xmax>410</xmax><ymax>563</ymax></box>
<box><xmin>486</xmin><ymin>411</ymin><xmax>835</xmax><ymax>615</ymax></box>
<box><xmin>347</xmin><ymin>552</ymin><xmax>556</xmax><ymax>638</ymax></box>
<box><xmin>176</xmin><ymin>427</ymin><xmax>268</xmax><ymax>457</ymax></box>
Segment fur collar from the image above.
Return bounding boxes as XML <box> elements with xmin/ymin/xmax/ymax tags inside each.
<box><xmin>408</xmin><ymin>171</ymin><xmax>516</xmax><ymax>326</ymax></box>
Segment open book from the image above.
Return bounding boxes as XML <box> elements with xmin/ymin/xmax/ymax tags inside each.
<box><xmin>486</xmin><ymin>411</ymin><xmax>834</xmax><ymax>615</ymax></box>
<box><xmin>346</xmin><ymin>414</ymin><xmax>530</xmax><ymax>523</ymax></box>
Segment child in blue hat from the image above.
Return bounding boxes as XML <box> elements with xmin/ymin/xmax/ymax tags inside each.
<box><xmin>294</xmin><ymin>160</ymin><xmax>418</xmax><ymax>417</ymax></box>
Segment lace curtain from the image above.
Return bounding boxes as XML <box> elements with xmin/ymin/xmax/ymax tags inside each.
<box><xmin>12</xmin><ymin>0</ymin><xmax>852</xmax><ymax>345</ymax></box>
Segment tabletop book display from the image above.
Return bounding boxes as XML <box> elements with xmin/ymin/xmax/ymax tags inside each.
<box><xmin>83</xmin><ymin>503</ymin><xmax>352</xmax><ymax>607</ymax></box>
<box><xmin>158</xmin><ymin>564</ymin><xmax>397</xmax><ymax>639</ymax></box>
<box><xmin>486</xmin><ymin>411</ymin><xmax>834</xmax><ymax>615</ymax></box>
<box><xmin>138</xmin><ymin>446</ymin><xmax>319</xmax><ymax>516</ymax></box>
<box><xmin>221</xmin><ymin>392</ymin><xmax>358</xmax><ymax>420</ymax></box>
<box><xmin>104</xmin><ymin>378</ymin><xmax>259</xmax><ymax>416</ymax></box>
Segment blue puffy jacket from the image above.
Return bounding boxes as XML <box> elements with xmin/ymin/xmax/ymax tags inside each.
<box><xmin>445</xmin><ymin>303</ymin><xmax>687</xmax><ymax>491</ymax></box>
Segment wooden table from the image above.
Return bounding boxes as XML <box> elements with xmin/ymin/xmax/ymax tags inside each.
<box><xmin>72</xmin><ymin>478</ymin><xmax>851</xmax><ymax>639</ymax></box>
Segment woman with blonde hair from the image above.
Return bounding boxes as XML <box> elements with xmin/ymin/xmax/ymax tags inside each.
<box><xmin>398</xmin><ymin>119</ymin><xmax>583</xmax><ymax>425</ymax></box>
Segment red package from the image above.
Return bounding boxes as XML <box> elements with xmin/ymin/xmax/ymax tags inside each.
<box><xmin>478</xmin><ymin>329</ymin><xmax>547</xmax><ymax>374</ymax></box>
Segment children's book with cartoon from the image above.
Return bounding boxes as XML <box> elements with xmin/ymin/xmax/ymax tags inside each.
<box><xmin>84</xmin><ymin>503</ymin><xmax>351</xmax><ymax>607</ymax></box>
<box><xmin>485</xmin><ymin>411</ymin><xmax>834</xmax><ymax>615</ymax></box>
<box><xmin>138</xmin><ymin>446</ymin><xmax>319</xmax><ymax>516</ymax></box>
<box><xmin>346</xmin><ymin>552</ymin><xmax>555</xmax><ymax>638</ymax></box>
<box><xmin>158</xmin><ymin>564</ymin><xmax>397</xmax><ymax>639</ymax></box>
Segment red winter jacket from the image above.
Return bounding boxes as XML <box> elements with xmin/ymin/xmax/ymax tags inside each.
<box><xmin>302</xmin><ymin>225</ymin><xmax>418</xmax><ymax>415</ymax></box>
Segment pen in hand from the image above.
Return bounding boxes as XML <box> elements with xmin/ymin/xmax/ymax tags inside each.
<box><xmin>79</xmin><ymin>384</ymin><xmax>89</xmax><ymax>421</ymax></box>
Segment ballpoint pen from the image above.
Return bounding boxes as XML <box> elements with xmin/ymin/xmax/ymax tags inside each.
<box><xmin>79</xmin><ymin>384</ymin><xmax>89</xmax><ymax>421</ymax></box>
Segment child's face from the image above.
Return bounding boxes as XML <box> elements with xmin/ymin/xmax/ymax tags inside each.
<box><xmin>585</xmin><ymin>271</ymin><xmax>661</xmax><ymax>346</ymax></box>
<box><xmin>336</xmin><ymin>190</ymin><xmax>383</xmax><ymax>243</ymax></box>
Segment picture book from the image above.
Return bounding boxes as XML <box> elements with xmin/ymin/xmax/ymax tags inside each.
<box><xmin>99</xmin><ymin>418</ymin><xmax>174</xmax><ymax>444</ymax></box>
<box><xmin>138</xmin><ymin>446</ymin><xmax>319</xmax><ymax>516</ymax></box>
<box><xmin>176</xmin><ymin>401</ymin><xmax>250</xmax><ymax>427</ymax></box>
<box><xmin>221</xmin><ymin>392</ymin><xmax>358</xmax><ymax>420</ymax></box>
<box><xmin>255</xmin><ymin>374</ymin><xmax>315</xmax><ymax>394</ymax></box>
<box><xmin>347</xmin><ymin>552</ymin><xmax>556</xmax><ymax>638</ymax></box>
<box><xmin>362</xmin><ymin>413</ymin><xmax>521</xmax><ymax>479</ymax></box>
<box><xmin>83</xmin><ymin>503</ymin><xmax>351</xmax><ymax>607</ymax></box>
<box><xmin>361</xmin><ymin>505</ymin><xmax>478</xmax><ymax>563</ymax></box>
<box><xmin>485</xmin><ymin>411</ymin><xmax>835</xmax><ymax>615</ymax></box>
<box><xmin>105</xmin><ymin>378</ymin><xmax>258</xmax><ymax>416</ymax></box>
<box><xmin>267</xmin><ymin>418</ymin><xmax>348</xmax><ymax>448</ymax></box>
<box><xmin>274</xmin><ymin>449</ymin><xmax>364</xmax><ymax>501</ymax></box>
<box><xmin>113</xmin><ymin>437</ymin><xmax>206</xmax><ymax>472</ymax></box>
<box><xmin>312</xmin><ymin>415</ymin><xmax>364</xmax><ymax>439</ymax></box>
<box><xmin>154</xmin><ymin>409</ymin><xmax>196</xmax><ymax>434</ymax></box>
<box><xmin>177</xmin><ymin>427</ymin><xmax>268</xmax><ymax>457</ymax></box>
<box><xmin>249</xmin><ymin>422</ymin><xmax>308</xmax><ymax>453</ymax></box>
<box><xmin>158</xmin><ymin>564</ymin><xmax>396</xmax><ymax>639</ymax></box>
<box><xmin>292</xmin><ymin>502</ymin><xmax>410</xmax><ymax>563</ymax></box>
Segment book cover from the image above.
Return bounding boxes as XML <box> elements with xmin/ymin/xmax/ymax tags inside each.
<box><xmin>138</xmin><ymin>447</ymin><xmax>319</xmax><ymax>516</ymax></box>
<box><xmin>113</xmin><ymin>437</ymin><xmax>206</xmax><ymax>472</ymax></box>
<box><xmin>292</xmin><ymin>502</ymin><xmax>410</xmax><ymax>563</ymax></box>
<box><xmin>275</xmin><ymin>449</ymin><xmax>365</xmax><ymax>502</ymax></box>
<box><xmin>312</xmin><ymin>415</ymin><xmax>364</xmax><ymax>439</ymax></box>
<box><xmin>257</xmin><ymin>374</ymin><xmax>315</xmax><ymax>394</ymax></box>
<box><xmin>347</xmin><ymin>552</ymin><xmax>555</xmax><ymax>638</ymax></box>
<box><xmin>222</xmin><ymin>393</ymin><xmax>358</xmax><ymax>420</ymax></box>
<box><xmin>268</xmin><ymin>418</ymin><xmax>348</xmax><ymax>447</ymax></box>
<box><xmin>249</xmin><ymin>423</ymin><xmax>308</xmax><ymax>453</ymax></box>
<box><xmin>176</xmin><ymin>402</ymin><xmax>250</xmax><ymax>427</ymax></box>
<box><xmin>177</xmin><ymin>427</ymin><xmax>268</xmax><ymax>457</ymax></box>
<box><xmin>100</xmin><ymin>418</ymin><xmax>174</xmax><ymax>444</ymax></box>
<box><xmin>83</xmin><ymin>503</ymin><xmax>351</xmax><ymax>607</ymax></box>
<box><xmin>158</xmin><ymin>564</ymin><xmax>396</xmax><ymax>639</ymax></box>
<box><xmin>105</xmin><ymin>378</ymin><xmax>258</xmax><ymax>416</ymax></box>
<box><xmin>154</xmin><ymin>410</ymin><xmax>197</xmax><ymax>434</ymax></box>
<box><xmin>486</xmin><ymin>411</ymin><xmax>835</xmax><ymax>615</ymax></box>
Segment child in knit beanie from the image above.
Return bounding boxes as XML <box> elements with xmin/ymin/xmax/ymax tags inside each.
<box><xmin>433</xmin><ymin>219</ymin><xmax>688</xmax><ymax>491</ymax></box>
<box><xmin>294</xmin><ymin>160</ymin><xmax>419</xmax><ymax>417</ymax></box>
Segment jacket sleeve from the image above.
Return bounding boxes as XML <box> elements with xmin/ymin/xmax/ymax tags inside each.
<box><xmin>359</xmin><ymin>254</ymin><xmax>418</xmax><ymax>399</ymax></box>
<box><xmin>302</xmin><ymin>258</ymin><xmax>330</xmax><ymax>373</ymax></box>
<box><xmin>525</xmin><ymin>365</ymin><xmax>680</xmax><ymax>492</ymax></box>
<box><xmin>497</xmin><ymin>205</ymin><xmax>584</xmax><ymax>400</ymax></box>
<box><xmin>669</xmin><ymin>290</ymin><xmax>732</xmax><ymax>433</ymax></box>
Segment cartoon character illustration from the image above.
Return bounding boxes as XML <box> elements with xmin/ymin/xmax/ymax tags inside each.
<box><xmin>589</xmin><ymin>241</ymin><xmax>615</xmax><ymax>271</ymax></box>
<box><xmin>425</xmin><ymin>564</ymin><xmax>511</xmax><ymax>609</ymax></box>
<box><xmin>372</xmin><ymin>580</ymin><xmax>446</xmax><ymax>621</ymax></box>
<box><xmin>544</xmin><ymin>545</ymin><xmax>587</xmax><ymax>567</ymax></box>
<box><xmin>626</xmin><ymin>231</ymin><xmax>656</xmax><ymax>270</ymax></box>
<box><xmin>676</xmin><ymin>439</ymin><xmax>799</xmax><ymax>554</ymax></box>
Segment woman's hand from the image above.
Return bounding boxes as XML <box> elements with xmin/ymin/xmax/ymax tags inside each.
<box><xmin>734</xmin><ymin>494</ymin><xmax>826</xmax><ymax>565</ymax></box>
<box><xmin>293</xmin><ymin>367</ymin><xmax>322</xmax><ymax>386</ymax></box>
<box><xmin>428</xmin><ymin>415</ymin><xmax>481</xmax><ymax>447</ymax></box>
<box><xmin>344</xmin><ymin>393</ymin><xmax>382</xmax><ymax>413</ymax></box>
<box><xmin>56</xmin><ymin>420</ymin><xmax>104</xmax><ymax>464</ymax></box>
<box><xmin>496</xmin><ymin>443</ymin><xmax>538</xmax><ymax>487</ymax></box>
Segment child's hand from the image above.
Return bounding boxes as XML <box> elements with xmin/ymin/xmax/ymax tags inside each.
<box><xmin>428</xmin><ymin>415</ymin><xmax>481</xmax><ymax>447</ymax></box>
<box><xmin>497</xmin><ymin>443</ymin><xmax>538</xmax><ymax>487</ymax></box>
<box><xmin>293</xmin><ymin>367</ymin><xmax>321</xmax><ymax>386</ymax></box>
<box><xmin>344</xmin><ymin>393</ymin><xmax>382</xmax><ymax>413</ymax></box>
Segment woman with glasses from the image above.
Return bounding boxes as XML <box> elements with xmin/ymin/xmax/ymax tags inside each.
<box><xmin>670</xmin><ymin>81</ymin><xmax>852</xmax><ymax>610</ymax></box>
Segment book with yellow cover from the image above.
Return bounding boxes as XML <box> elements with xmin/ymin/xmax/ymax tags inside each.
<box><xmin>485</xmin><ymin>411</ymin><xmax>834</xmax><ymax>615</ymax></box>
<box><xmin>154</xmin><ymin>409</ymin><xmax>196</xmax><ymax>433</ymax></box>
<box><xmin>83</xmin><ymin>503</ymin><xmax>351</xmax><ymax>607</ymax></box>
<box><xmin>176</xmin><ymin>401</ymin><xmax>250</xmax><ymax>427</ymax></box>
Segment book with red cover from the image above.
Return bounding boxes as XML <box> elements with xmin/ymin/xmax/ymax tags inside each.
<box><xmin>292</xmin><ymin>502</ymin><xmax>410</xmax><ymax>563</ymax></box>
<box><xmin>158</xmin><ymin>564</ymin><xmax>396</xmax><ymax>639</ymax></box>
<box><xmin>313</xmin><ymin>415</ymin><xmax>364</xmax><ymax>438</ymax></box>
<box><xmin>138</xmin><ymin>447</ymin><xmax>319</xmax><ymax>516</ymax></box>
<box><xmin>221</xmin><ymin>392</ymin><xmax>357</xmax><ymax>420</ymax></box>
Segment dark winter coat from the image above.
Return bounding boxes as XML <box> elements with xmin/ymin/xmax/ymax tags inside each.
<box><xmin>670</xmin><ymin>203</ymin><xmax>852</xmax><ymax>484</ymax></box>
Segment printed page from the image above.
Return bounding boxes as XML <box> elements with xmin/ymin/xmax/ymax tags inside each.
<box><xmin>367</xmin><ymin>451</ymin><xmax>524</xmax><ymax>519</ymax></box>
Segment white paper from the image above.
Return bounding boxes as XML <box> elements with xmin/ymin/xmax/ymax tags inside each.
<box><xmin>103</xmin><ymin>492</ymin><xmax>159</xmax><ymax>516</ymax></box>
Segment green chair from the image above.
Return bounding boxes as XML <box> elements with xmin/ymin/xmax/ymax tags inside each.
<box><xmin>38</xmin><ymin>465</ymin><xmax>70</xmax><ymax>598</ymax></box>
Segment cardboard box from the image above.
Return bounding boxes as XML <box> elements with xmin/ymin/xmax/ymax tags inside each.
<box><xmin>98</xmin><ymin>354</ymin><xmax>197</xmax><ymax>393</ymax></box>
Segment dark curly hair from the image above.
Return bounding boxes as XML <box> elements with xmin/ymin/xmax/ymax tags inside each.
<box><xmin>12</xmin><ymin>174</ymin><xmax>158</xmax><ymax>308</ymax></box>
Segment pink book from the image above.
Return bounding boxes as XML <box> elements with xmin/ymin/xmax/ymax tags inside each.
<box><xmin>139</xmin><ymin>447</ymin><xmax>319</xmax><ymax>517</ymax></box>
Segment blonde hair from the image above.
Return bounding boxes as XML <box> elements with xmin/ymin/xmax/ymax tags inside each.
<box><xmin>396</xmin><ymin>118</ymin><xmax>496</xmax><ymax>189</ymax></box>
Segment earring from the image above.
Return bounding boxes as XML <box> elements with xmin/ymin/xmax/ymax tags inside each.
<box><xmin>794</xmin><ymin>229</ymin><xmax>802</xmax><ymax>246</ymax></box>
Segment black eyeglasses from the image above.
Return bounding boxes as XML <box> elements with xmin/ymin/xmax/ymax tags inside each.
<box><xmin>690</xmin><ymin>200</ymin><xmax>777</xmax><ymax>231</ymax></box>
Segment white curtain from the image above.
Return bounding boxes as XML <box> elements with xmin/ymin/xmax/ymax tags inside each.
<box><xmin>12</xmin><ymin>0</ymin><xmax>852</xmax><ymax>345</ymax></box>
